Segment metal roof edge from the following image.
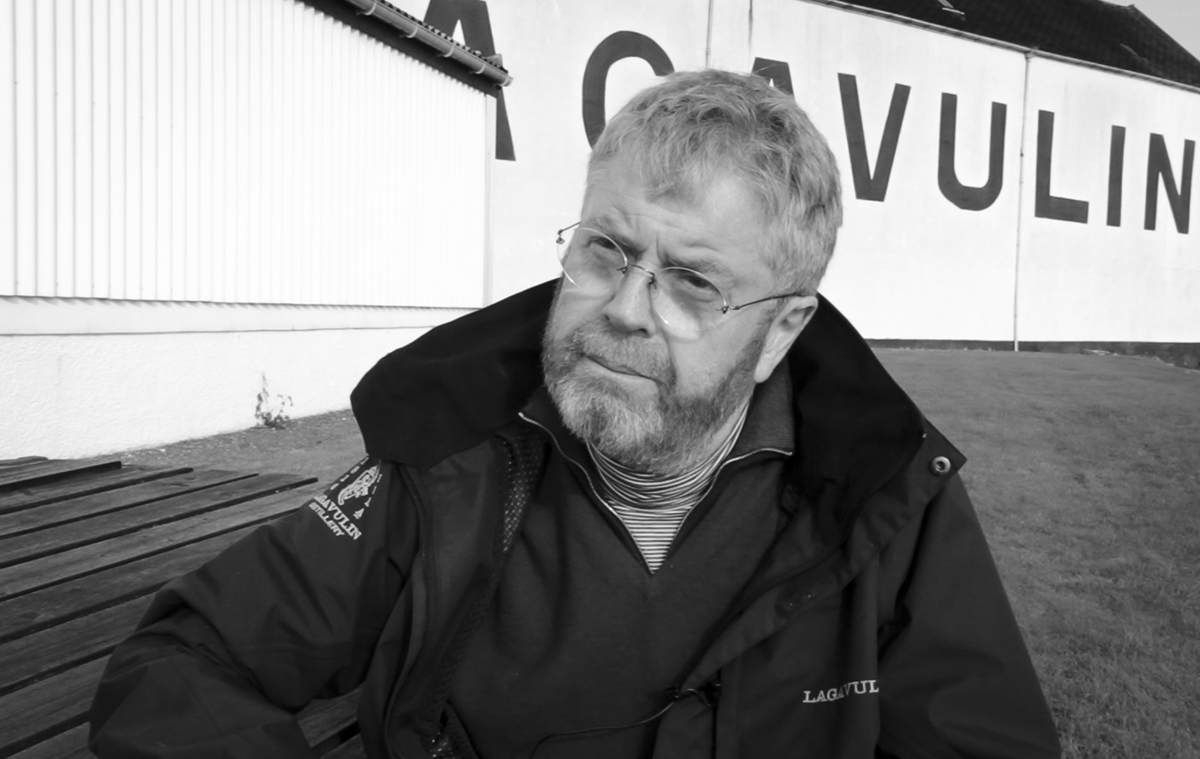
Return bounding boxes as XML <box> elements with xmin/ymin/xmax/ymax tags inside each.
<box><xmin>801</xmin><ymin>0</ymin><xmax>1200</xmax><ymax>96</ymax></box>
<box><xmin>340</xmin><ymin>0</ymin><xmax>513</xmax><ymax>87</ymax></box>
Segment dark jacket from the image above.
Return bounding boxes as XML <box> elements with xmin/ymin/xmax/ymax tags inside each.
<box><xmin>89</xmin><ymin>280</ymin><xmax>1061</xmax><ymax>759</ymax></box>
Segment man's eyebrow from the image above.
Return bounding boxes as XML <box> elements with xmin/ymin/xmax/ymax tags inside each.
<box><xmin>584</xmin><ymin>215</ymin><xmax>639</xmax><ymax>252</ymax></box>
<box><xmin>662</xmin><ymin>241</ymin><xmax>736</xmax><ymax>280</ymax></box>
<box><xmin>668</xmin><ymin>251</ymin><xmax>736</xmax><ymax>284</ymax></box>
<box><xmin>585</xmin><ymin>214</ymin><xmax>626</xmax><ymax>237</ymax></box>
<box><xmin>584</xmin><ymin>214</ymin><xmax>738</xmax><ymax>282</ymax></box>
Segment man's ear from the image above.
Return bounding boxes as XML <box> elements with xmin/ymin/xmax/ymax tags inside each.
<box><xmin>755</xmin><ymin>296</ymin><xmax>818</xmax><ymax>383</ymax></box>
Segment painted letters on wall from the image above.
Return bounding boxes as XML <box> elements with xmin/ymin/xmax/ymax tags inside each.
<box><xmin>398</xmin><ymin>0</ymin><xmax>1198</xmax><ymax>343</ymax></box>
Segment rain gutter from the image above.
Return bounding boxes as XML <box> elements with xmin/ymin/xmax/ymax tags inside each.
<box><xmin>342</xmin><ymin>0</ymin><xmax>513</xmax><ymax>87</ymax></box>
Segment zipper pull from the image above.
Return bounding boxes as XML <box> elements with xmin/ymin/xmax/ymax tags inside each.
<box><xmin>672</xmin><ymin>675</ymin><xmax>722</xmax><ymax>708</ymax></box>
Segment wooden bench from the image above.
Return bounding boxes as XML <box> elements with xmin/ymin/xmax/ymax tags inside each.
<box><xmin>0</xmin><ymin>458</ymin><xmax>366</xmax><ymax>759</ymax></box>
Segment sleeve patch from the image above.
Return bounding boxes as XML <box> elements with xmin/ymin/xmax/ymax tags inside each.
<box><xmin>306</xmin><ymin>459</ymin><xmax>382</xmax><ymax>541</ymax></box>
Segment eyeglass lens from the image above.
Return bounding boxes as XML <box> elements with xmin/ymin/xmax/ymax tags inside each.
<box><xmin>556</xmin><ymin>227</ymin><xmax>727</xmax><ymax>337</ymax></box>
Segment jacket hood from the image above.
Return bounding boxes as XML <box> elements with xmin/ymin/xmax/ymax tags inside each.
<box><xmin>352</xmin><ymin>279</ymin><xmax>928</xmax><ymax>530</ymax></box>
<box><xmin>352</xmin><ymin>281</ymin><xmax>554</xmax><ymax>470</ymax></box>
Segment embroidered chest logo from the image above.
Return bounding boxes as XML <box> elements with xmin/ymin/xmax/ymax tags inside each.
<box><xmin>338</xmin><ymin>465</ymin><xmax>381</xmax><ymax>506</ymax></box>
<box><xmin>803</xmin><ymin>679</ymin><xmax>880</xmax><ymax>704</ymax></box>
<box><xmin>307</xmin><ymin>459</ymin><xmax>381</xmax><ymax>541</ymax></box>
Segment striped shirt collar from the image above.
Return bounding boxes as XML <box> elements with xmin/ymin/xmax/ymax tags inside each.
<box><xmin>586</xmin><ymin>402</ymin><xmax>751</xmax><ymax>511</ymax></box>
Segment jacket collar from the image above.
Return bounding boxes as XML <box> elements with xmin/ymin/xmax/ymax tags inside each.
<box><xmin>516</xmin><ymin>355</ymin><xmax>796</xmax><ymax>468</ymax></box>
<box><xmin>351</xmin><ymin>280</ymin><xmax>554</xmax><ymax>470</ymax></box>
<box><xmin>351</xmin><ymin>278</ymin><xmax>927</xmax><ymax>522</ymax></box>
<box><xmin>353</xmin><ymin>279</ymin><xmax>964</xmax><ymax>692</ymax></box>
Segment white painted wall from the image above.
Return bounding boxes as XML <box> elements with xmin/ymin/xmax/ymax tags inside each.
<box><xmin>751</xmin><ymin>0</ymin><xmax>1027</xmax><ymax>340</ymax></box>
<box><xmin>411</xmin><ymin>0</ymin><xmax>1199</xmax><ymax>342</ymax></box>
<box><xmin>0</xmin><ymin>0</ymin><xmax>490</xmax><ymax>308</ymax></box>
<box><xmin>1017</xmin><ymin>56</ymin><xmax>1200</xmax><ymax>342</ymax></box>
<box><xmin>0</xmin><ymin>307</ymin><xmax>467</xmax><ymax>459</ymax></box>
<box><xmin>0</xmin><ymin>0</ymin><xmax>493</xmax><ymax>459</ymax></box>
<box><xmin>4</xmin><ymin>0</ymin><xmax>1197</xmax><ymax>458</ymax></box>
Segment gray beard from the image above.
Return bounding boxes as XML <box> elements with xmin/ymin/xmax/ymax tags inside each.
<box><xmin>542</xmin><ymin>315</ymin><xmax>765</xmax><ymax>476</ymax></box>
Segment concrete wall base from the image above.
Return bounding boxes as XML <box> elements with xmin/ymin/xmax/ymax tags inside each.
<box><xmin>1</xmin><ymin>326</ymin><xmax>454</xmax><ymax>460</ymax></box>
<box><xmin>868</xmin><ymin>340</ymin><xmax>1200</xmax><ymax>370</ymax></box>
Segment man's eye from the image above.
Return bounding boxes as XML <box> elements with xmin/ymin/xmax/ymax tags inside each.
<box><xmin>667</xmin><ymin>269</ymin><xmax>721</xmax><ymax>298</ymax></box>
<box><xmin>582</xmin><ymin>232</ymin><xmax>625</xmax><ymax>259</ymax></box>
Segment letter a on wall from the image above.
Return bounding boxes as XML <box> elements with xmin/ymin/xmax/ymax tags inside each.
<box><xmin>424</xmin><ymin>0</ymin><xmax>515</xmax><ymax>160</ymax></box>
<box><xmin>752</xmin><ymin>58</ymin><xmax>794</xmax><ymax>95</ymax></box>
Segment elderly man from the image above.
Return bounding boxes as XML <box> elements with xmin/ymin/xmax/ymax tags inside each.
<box><xmin>90</xmin><ymin>70</ymin><xmax>1060</xmax><ymax>758</ymax></box>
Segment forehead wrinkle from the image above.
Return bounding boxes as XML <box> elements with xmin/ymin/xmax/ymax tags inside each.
<box><xmin>589</xmin><ymin>212</ymin><xmax>732</xmax><ymax>280</ymax></box>
<box><xmin>584</xmin><ymin>156</ymin><xmax>767</xmax><ymax>290</ymax></box>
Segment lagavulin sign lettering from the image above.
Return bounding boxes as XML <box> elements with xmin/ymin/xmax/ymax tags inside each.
<box><xmin>830</xmin><ymin>71</ymin><xmax>1193</xmax><ymax>234</ymax></box>
<box><xmin>422</xmin><ymin>0</ymin><xmax>1190</xmax><ymax>237</ymax></box>
<box><xmin>421</xmin><ymin>0</ymin><xmax>1194</xmax><ymax>238</ymax></box>
<box><xmin>583</xmin><ymin>38</ymin><xmax>1195</xmax><ymax>236</ymax></box>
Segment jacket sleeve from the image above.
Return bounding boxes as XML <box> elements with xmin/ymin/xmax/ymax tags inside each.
<box><xmin>88</xmin><ymin>457</ymin><xmax>418</xmax><ymax>759</ymax></box>
<box><xmin>875</xmin><ymin>474</ymin><xmax>1061</xmax><ymax>759</ymax></box>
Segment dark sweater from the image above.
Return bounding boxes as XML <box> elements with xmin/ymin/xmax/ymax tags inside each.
<box><xmin>450</xmin><ymin>373</ymin><xmax>796</xmax><ymax>759</ymax></box>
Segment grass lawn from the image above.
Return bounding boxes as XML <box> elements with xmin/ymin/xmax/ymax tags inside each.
<box><xmin>107</xmin><ymin>348</ymin><xmax>1200</xmax><ymax>757</ymax></box>
<box><xmin>879</xmin><ymin>349</ymin><xmax>1200</xmax><ymax>759</ymax></box>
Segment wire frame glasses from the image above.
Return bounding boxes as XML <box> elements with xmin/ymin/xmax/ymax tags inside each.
<box><xmin>555</xmin><ymin>222</ymin><xmax>803</xmax><ymax>338</ymax></box>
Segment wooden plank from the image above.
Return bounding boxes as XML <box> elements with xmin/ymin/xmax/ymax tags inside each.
<box><xmin>298</xmin><ymin>690</ymin><xmax>361</xmax><ymax>748</ymax></box>
<box><xmin>0</xmin><ymin>456</ymin><xmax>50</xmax><ymax>469</ymax></box>
<box><xmin>0</xmin><ymin>460</ymin><xmax>122</xmax><ymax>494</ymax></box>
<box><xmin>0</xmin><ymin>466</ymin><xmax>193</xmax><ymax>515</ymax></box>
<box><xmin>8</xmin><ymin>690</ymin><xmax>361</xmax><ymax>759</ymax></box>
<box><xmin>8</xmin><ymin>724</ymin><xmax>91</xmax><ymax>759</ymax></box>
<box><xmin>0</xmin><ymin>472</ymin><xmax>296</xmax><ymax>567</ymax></box>
<box><xmin>0</xmin><ymin>658</ymin><xmax>105</xmax><ymax>758</ymax></box>
<box><xmin>0</xmin><ymin>523</ymin><xmax>260</xmax><ymax>644</ymax></box>
<box><xmin>0</xmin><ymin>597</ymin><xmax>147</xmax><ymax>696</ymax></box>
<box><xmin>0</xmin><ymin>486</ymin><xmax>311</xmax><ymax>602</ymax></box>
<box><xmin>0</xmin><ymin>468</ymin><xmax>239</xmax><ymax>538</ymax></box>
<box><xmin>323</xmin><ymin>735</ymin><xmax>366</xmax><ymax>759</ymax></box>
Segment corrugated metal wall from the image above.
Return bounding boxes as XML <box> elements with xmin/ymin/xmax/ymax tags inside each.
<box><xmin>0</xmin><ymin>0</ymin><xmax>489</xmax><ymax>308</ymax></box>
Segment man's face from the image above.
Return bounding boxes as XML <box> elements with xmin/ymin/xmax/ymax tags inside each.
<box><xmin>543</xmin><ymin>153</ymin><xmax>809</xmax><ymax>474</ymax></box>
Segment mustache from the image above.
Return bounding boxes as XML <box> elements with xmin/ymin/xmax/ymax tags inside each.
<box><xmin>564</xmin><ymin>323</ymin><xmax>673</xmax><ymax>385</ymax></box>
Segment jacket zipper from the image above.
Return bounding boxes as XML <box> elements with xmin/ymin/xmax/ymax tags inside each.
<box><xmin>516</xmin><ymin>412</ymin><xmax>789</xmax><ymax>571</ymax></box>
<box><xmin>727</xmin><ymin>426</ymin><xmax>930</xmax><ymax>622</ymax></box>
<box><xmin>517</xmin><ymin>413</ymin><xmax>608</xmax><ymax>504</ymax></box>
<box><xmin>677</xmin><ymin>427</ymin><xmax>932</xmax><ymax>688</ymax></box>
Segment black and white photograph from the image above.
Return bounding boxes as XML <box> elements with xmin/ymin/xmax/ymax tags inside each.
<box><xmin>1</xmin><ymin>1</ymin><xmax>1198</xmax><ymax>757</ymax></box>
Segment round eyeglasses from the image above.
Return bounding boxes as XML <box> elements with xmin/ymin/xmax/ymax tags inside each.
<box><xmin>555</xmin><ymin>222</ymin><xmax>804</xmax><ymax>338</ymax></box>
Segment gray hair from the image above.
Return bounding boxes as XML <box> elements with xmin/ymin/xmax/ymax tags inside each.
<box><xmin>587</xmin><ymin>69</ymin><xmax>843</xmax><ymax>296</ymax></box>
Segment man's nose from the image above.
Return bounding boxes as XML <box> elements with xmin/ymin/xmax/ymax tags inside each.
<box><xmin>601</xmin><ymin>266</ymin><xmax>658</xmax><ymax>335</ymax></box>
